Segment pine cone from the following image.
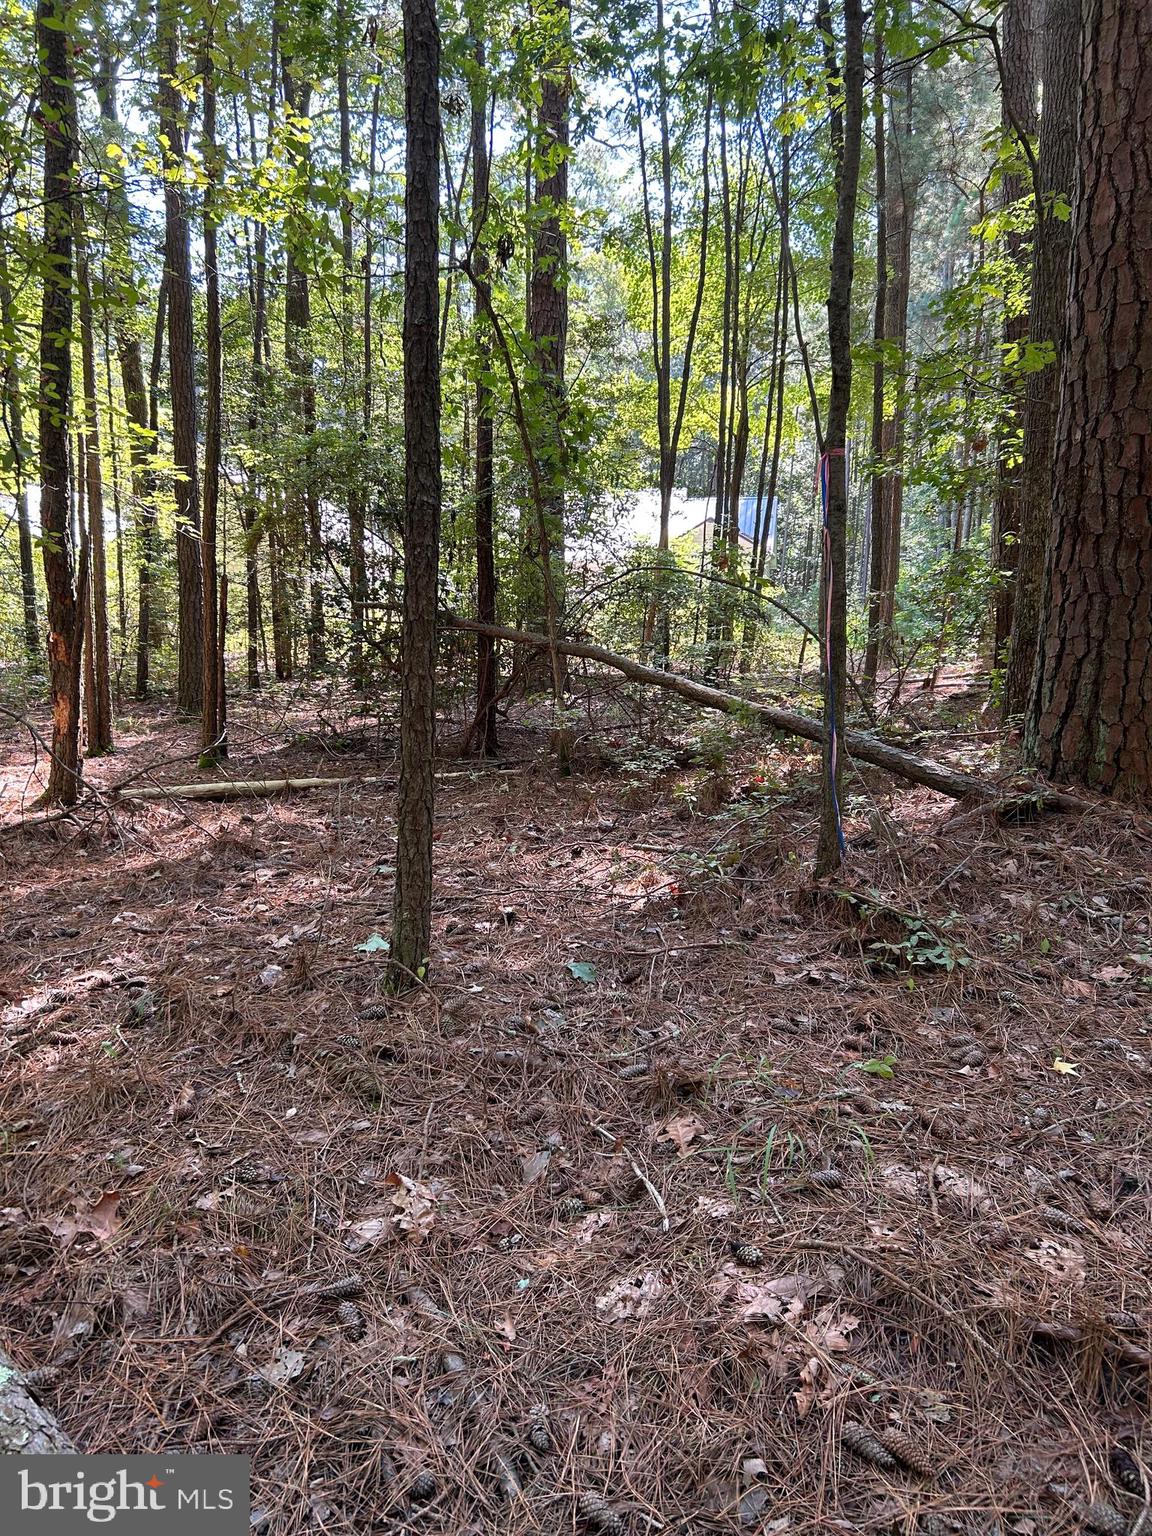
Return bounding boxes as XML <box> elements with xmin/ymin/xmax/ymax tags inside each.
<box><xmin>808</xmin><ymin>1168</ymin><xmax>845</xmax><ymax>1189</ymax></box>
<box><xmin>527</xmin><ymin>1409</ymin><xmax>552</xmax><ymax>1453</ymax></box>
<box><xmin>617</xmin><ymin>1061</ymin><xmax>650</xmax><ymax>1080</ymax></box>
<box><xmin>731</xmin><ymin>1242</ymin><xmax>765</xmax><ymax>1267</ymax></box>
<box><xmin>337</xmin><ymin>1300</ymin><xmax>366</xmax><ymax>1339</ymax></box>
<box><xmin>497</xmin><ymin>1231</ymin><xmax>525</xmax><ymax>1252</ymax></box>
<box><xmin>557</xmin><ymin>1196</ymin><xmax>587</xmax><ymax>1221</ymax></box>
<box><xmin>360</xmin><ymin>1004</ymin><xmax>390</xmax><ymax>1021</ymax></box>
<box><xmin>22</xmin><ymin>1365</ymin><xmax>61</xmax><ymax>1393</ymax></box>
<box><xmin>1106</xmin><ymin>1312</ymin><xmax>1143</xmax><ymax>1333</ymax></box>
<box><xmin>875</xmin><ymin>1427</ymin><xmax>935</xmax><ymax>1480</ymax></box>
<box><xmin>336</xmin><ymin>1033</ymin><xmax>361</xmax><ymax>1050</ymax></box>
<box><xmin>307</xmin><ymin>1274</ymin><xmax>365</xmax><ymax>1301</ymax></box>
<box><xmin>1110</xmin><ymin>1447</ymin><xmax>1145</xmax><ymax>1497</ymax></box>
<box><xmin>575</xmin><ymin>1491</ymin><xmax>626</xmax><ymax>1536</ymax></box>
<box><xmin>1043</xmin><ymin>1205</ymin><xmax>1090</xmax><ymax>1236</ymax></box>
<box><xmin>841</xmin><ymin>1420</ymin><xmax>899</xmax><ymax>1471</ymax></box>
<box><xmin>1082</xmin><ymin>1503</ymin><xmax>1130</xmax><ymax>1536</ymax></box>
<box><xmin>410</xmin><ymin>1470</ymin><xmax>436</xmax><ymax>1501</ymax></box>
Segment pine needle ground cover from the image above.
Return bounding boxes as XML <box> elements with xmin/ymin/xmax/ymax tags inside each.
<box><xmin>1</xmin><ymin>688</ymin><xmax>1149</xmax><ymax>1535</ymax></box>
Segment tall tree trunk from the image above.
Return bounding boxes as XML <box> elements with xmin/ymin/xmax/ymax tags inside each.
<box><xmin>390</xmin><ymin>0</ymin><xmax>442</xmax><ymax>985</ymax></box>
<box><xmin>1025</xmin><ymin>0</ymin><xmax>1152</xmax><ymax>799</ymax></box>
<box><xmin>0</xmin><ymin>260</ymin><xmax>41</xmax><ymax>660</ymax></box>
<box><xmin>1003</xmin><ymin>0</ymin><xmax>1080</xmax><ymax>716</ymax></box>
<box><xmin>470</xmin><ymin>25</ymin><xmax>498</xmax><ymax>755</ymax></box>
<box><xmin>871</xmin><ymin>60</ymin><xmax>916</xmax><ymax>673</ymax></box>
<box><xmin>281</xmin><ymin>59</ymin><xmax>325</xmax><ymax>672</ymax></box>
<box><xmin>991</xmin><ymin>0</ymin><xmax>1039</xmax><ymax>663</ymax></box>
<box><xmin>863</xmin><ymin>20</ymin><xmax>888</xmax><ymax>688</ymax></box>
<box><xmin>35</xmin><ymin>0</ymin><xmax>82</xmax><ymax>806</ymax></box>
<box><xmin>200</xmin><ymin>24</ymin><xmax>225</xmax><ymax>759</ymax></box>
<box><xmin>75</xmin><ymin>216</ymin><xmax>114</xmax><ymax>754</ymax></box>
<box><xmin>524</xmin><ymin>0</ymin><xmax>571</xmax><ymax>746</ymax></box>
<box><xmin>158</xmin><ymin>0</ymin><xmax>203</xmax><ymax>713</ymax></box>
<box><xmin>816</xmin><ymin>0</ymin><xmax>865</xmax><ymax>877</ymax></box>
<box><xmin>132</xmin><ymin>281</ymin><xmax>166</xmax><ymax>699</ymax></box>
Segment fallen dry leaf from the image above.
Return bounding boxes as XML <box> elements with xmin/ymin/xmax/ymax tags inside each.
<box><xmin>1025</xmin><ymin>1239</ymin><xmax>1086</xmax><ymax>1284</ymax></box>
<box><xmin>596</xmin><ymin>1270</ymin><xmax>664</xmax><ymax>1321</ymax></box>
<box><xmin>659</xmin><ymin>1111</ymin><xmax>705</xmax><ymax>1157</ymax></box>
<box><xmin>50</xmin><ymin>1191</ymin><xmax>124</xmax><ymax>1245</ymax></box>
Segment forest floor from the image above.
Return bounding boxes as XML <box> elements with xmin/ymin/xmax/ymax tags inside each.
<box><xmin>1</xmin><ymin>672</ymin><xmax>1150</xmax><ymax>1536</ymax></box>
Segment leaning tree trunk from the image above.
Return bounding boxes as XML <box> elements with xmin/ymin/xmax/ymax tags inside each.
<box><xmin>0</xmin><ymin>1348</ymin><xmax>77</xmax><ymax>1453</ymax></box>
<box><xmin>389</xmin><ymin>0</ymin><xmax>442</xmax><ymax>986</ymax></box>
<box><xmin>35</xmin><ymin>0</ymin><xmax>82</xmax><ymax>807</ymax></box>
<box><xmin>158</xmin><ymin>0</ymin><xmax>203</xmax><ymax>714</ymax></box>
<box><xmin>1003</xmin><ymin>0</ymin><xmax>1080</xmax><ymax>716</ymax></box>
<box><xmin>1025</xmin><ymin>0</ymin><xmax>1152</xmax><ymax>799</ymax></box>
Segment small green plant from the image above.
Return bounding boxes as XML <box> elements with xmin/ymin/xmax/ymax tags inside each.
<box><xmin>854</xmin><ymin>1054</ymin><xmax>898</xmax><ymax>1080</ymax></box>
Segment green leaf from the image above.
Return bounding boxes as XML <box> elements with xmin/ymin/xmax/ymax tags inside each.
<box><xmin>856</xmin><ymin>1055</ymin><xmax>897</xmax><ymax>1080</ymax></box>
<box><xmin>356</xmin><ymin>933</ymin><xmax>391</xmax><ymax>953</ymax></box>
<box><xmin>566</xmin><ymin>960</ymin><xmax>598</xmax><ymax>984</ymax></box>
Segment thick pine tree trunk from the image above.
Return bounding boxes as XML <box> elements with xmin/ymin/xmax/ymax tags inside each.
<box><xmin>1026</xmin><ymin>0</ymin><xmax>1152</xmax><ymax>799</ymax></box>
<box><xmin>1003</xmin><ymin>0</ymin><xmax>1080</xmax><ymax>716</ymax></box>
<box><xmin>158</xmin><ymin>0</ymin><xmax>203</xmax><ymax>714</ymax></box>
<box><xmin>390</xmin><ymin>0</ymin><xmax>442</xmax><ymax>985</ymax></box>
<box><xmin>35</xmin><ymin>0</ymin><xmax>82</xmax><ymax>807</ymax></box>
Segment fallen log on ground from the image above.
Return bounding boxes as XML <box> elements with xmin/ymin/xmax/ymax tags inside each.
<box><xmin>446</xmin><ymin>616</ymin><xmax>1088</xmax><ymax>809</ymax></box>
<box><xmin>0</xmin><ymin>1350</ymin><xmax>76</xmax><ymax>1453</ymax></box>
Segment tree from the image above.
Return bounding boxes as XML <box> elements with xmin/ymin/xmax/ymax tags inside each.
<box><xmin>991</xmin><ymin>0</ymin><xmax>1038</xmax><ymax>663</ymax></box>
<box><xmin>1003</xmin><ymin>0</ymin><xmax>1079</xmax><ymax>716</ymax></box>
<box><xmin>389</xmin><ymin>0</ymin><xmax>442</xmax><ymax>985</ymax></box>
<box><xmin>158</xmin><ymin>0</ymin><xmax>204</xmax><ymax>714</ymax></box>
<box><xmin>817</xmin><ymin>0</ymin><xmax>865</xmax><ymax>877</ymax></box>
<box><xmin>75</xmin><ymin>214</ymin><xmax>114</xmax><ymax>754</ymax></box>
<box><xmin>200</xmin><ymin>20</ymin><xmax>225</xmax><ymax>760</ymax></box>
<box><xmin>469</xmin><ymin>22</ymin><xmax>499</xmax><ymax>755</ymax></box>
<box><xmin>35</xmin><ymin>0</ymin><xmax>83</xmax><ymax>806</ymax></box>
<box><xmin>1026</xmin><ymin>0</ymin><xmax>1152</xmax><ymax>799</ymax></box>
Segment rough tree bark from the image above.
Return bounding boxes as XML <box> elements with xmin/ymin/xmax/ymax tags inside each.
<box><xmin>0</xmin><ymin>1349</ymin><xmax>77</xmax><ymax>1453</ymax></box>
<box><xmin>1003</xmin><ymin>0</ymin><xmax>1080</xmax><ymax>716</ymax></box>
<box><xmin>158</xmin><ymin>0</ymin><xmax>203</xmax><ymax>713</ymax></box>
<box><xmin>1025</xmin><ymin>0</ymin><xmax>1152</xmax><ymax>799</ymax></box>
<box><xmin>389</xmin><ymin>0</ymin><xmax>442</xmax><ymax>986</ymax></box>
<box><xmin>817</xmin><ymin>0</ymin><xmax>865</xmax><ymax>877</ymax></box>
<box><xmin>35</xmin><ymin>0</ymin><xmax>82</xmax><ymax>806</ymax></box>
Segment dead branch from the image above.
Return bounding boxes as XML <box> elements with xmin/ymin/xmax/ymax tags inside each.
<box><xmin>445</xmin><ymin>615</ymin><xmax>1088</xmax><ymax>808</ymax></box>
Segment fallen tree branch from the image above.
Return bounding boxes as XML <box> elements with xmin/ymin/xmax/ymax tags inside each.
<box><xmin>445</xmin><ymin>616</ymin><xmax>1088</xmax><ymax>809</ymax></box>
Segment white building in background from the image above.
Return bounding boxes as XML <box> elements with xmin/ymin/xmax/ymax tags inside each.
<box><xmin>615</xmin><ymin>488</ymin><xmax>777</xmax><ymax>556</ymax></box>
